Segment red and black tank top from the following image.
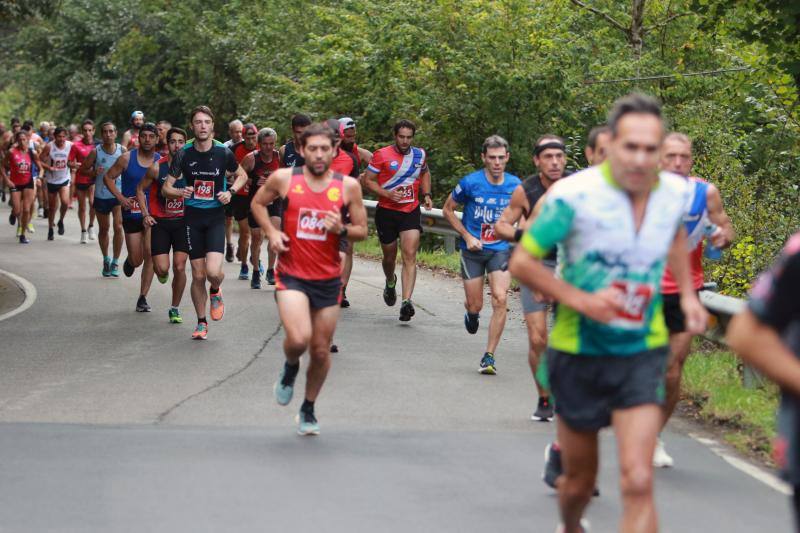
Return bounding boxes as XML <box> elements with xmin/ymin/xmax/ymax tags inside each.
<box><xmin>248</xmin><ymin>150</ymin><xmax>280</xmax><ymax>198</ymax></box>
<box><xmin>7</xmin><ymin>147</ymin><xmax>33</xmax><ymax>186</ymax></box>
<box><xmin>277</xmin><ymin>166</ymin><xmax>345</xmax><ymax>280</ymax></box>
<box><xmin>148</xmin><ymin>156</ymin><xmax>184</xmax><ymax>219</ymax></box>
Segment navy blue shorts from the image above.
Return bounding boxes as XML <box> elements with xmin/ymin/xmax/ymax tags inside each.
<box><xmin>94</xmin><ymin>197</ymin><xmax>119</xmax><ymax>215</ymax></box>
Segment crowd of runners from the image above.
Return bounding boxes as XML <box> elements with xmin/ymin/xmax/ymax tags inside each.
<box><xmin>4</xmin><ymin>92</ymin><xmax>800</xmax><ymax>533</ymax></box>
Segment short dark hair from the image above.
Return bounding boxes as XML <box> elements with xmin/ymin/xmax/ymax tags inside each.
<box><xmin>10</xmin><ymin>117</ymin><xmax>20</xmax><ymax>126</ymax></box>
<box><xmin>100</xmin><ymin>121</ymin><xmax>116</xmax><ymax>131</ymax></box>
<box><xmin>291</xmin><ymin>114</ymin><xmax>312</xmax><ymax>129</ymax></box>
<box><xmin>299</xmin><ymin>122</ymin><xmax>336</xmax><ymax>148</ymax></box>
<box><xmin>54</xmin><ymin>126</ymin><xmax>67</xmax><ymax>136</ymax></box>
<box><xmin>190</xmin><ymin>105</ymin><xmax>214</xmax><ymax>123</ymax></box>
<box><xmin>167</xmin><ymin>127</ymin><xmax>188</xmax><ymax>143</ymax></box>
<box><xmin>481</xmin><ymin>135</ymin><xmax>509</xmax><ymax>154</ymax></box>
<box><xmin>393</xmin><ymin>119</ymin><xmax>416</xmax><ymax>136</ymax></box>
<box><xmin>586</xmin><ymin>125</ymin><xmax>610</xmax><ymax>150</ymax></box>
<box><xmin>20</xmin><ymin>123</ymin><xmax>32</xmax><ymax>132</ymax></box>
<box><xmin>607</xmin><ymin>93</ymin><xmax>662</xmax><ymax>135</ymax></box>
<box><xmin>23</xmin><ymin>119</ymin><xmax>34</xmax><ymax>129</ymax></box>
<box><xmin>157</xmin><ymin>120</ymin><xmax>172</xmax><ymax>128</ymax></box>
<box><xmin>140</xmin><ymin>122</ymin><xmax>158</xmax><ymax>136</ymax></box>
<box><xmin>81</xmin><ymin>119</ymin><xmax>94</xmax><ymax>128</ymax></box>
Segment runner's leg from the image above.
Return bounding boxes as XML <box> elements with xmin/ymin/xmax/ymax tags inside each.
<box><xmin>76</xmin><ymin>189</ymin><xmax>88</xmax><ymax>231</ymax></box>
<box><xmin>97</xmin><ymin>212</ymin><xmax>110</xmax><ymax>257</ymax></box>
<box><xmin>557</xmin><ymin>419</ymin><xmax>599</xmax><ymax>533</ymax></box>
<box><xmin>111</xmin><ymin>206</ymin><xmax>123</xmax><ymax>260</ymax></box>
<box><xmin>306</xmin><ymin>304</ymin><xmax>340</xmax><ymax>402</ymax></box>
<box><xmin>276</xmin><ymin>290</ymin><xmax>313</xmax><ymax>364</ymax></box>
<box><xmin>463</xmin><ymin>276</ymin><xmax>484</xmax><ymax>317</ymax></box>
<box><xmin>250</xmin><ymin>227</ymin><xmax>262</xmax><ymax>272</ymax></box>
<box><xmin>171</xmin><ymin>251</ymin><xmax>188</xmax><ymax>308</ymax></box>
<box><xmin>205</xmin><ymin>251</ymin><xmax>224</xmax><ymax>291</ymax></box>
<box><xmin>267</xmin><ymin>215</ymin><xmax>281</xmax><ymax>272</ymax></box>
<box><xmin>125</xmin><ymin>232</ymin><xmax>144</xmax><ymax>267</ymax></box>
<box><xmin>21</xmin><ymin>189</ymin><xmax>34</xmax><ymax>236</ymax></box>
<box><xmin>486</xmin><ymin>269</ymin><xmax>510</xmax><ymax>354</ymax></box>
<box><xmin>398</xmin><ymin>229</ymin><xmax>420</xmax><ymax>301</ymax></box>
<box><xmin>57</xmin><ymin>185</ymin><xmax>69</xmax><ymax>224</ymax></box>
<box><xmin>662</xmin><ymin>331</ymin><xmax>693</xmax><ymax>426</ymax></box>
<box><xmin>140</xmin><ymin>227</ymin><xmax>154</xmax><ymax>297</ymax></box>
<box><xmin>47</xmin><ymin>191</ymin><xmax>58</xmax><ymax>230</ymax></box>
<box><xmin>190</xmin><ymin>257</ymin><xmax>208</xmax><ymax>319</ymax></box>
<box><xmin>526</xmin><ymin>310</ymin><xmax>549</xmax><ymax>397</ymax></box>
<box><xmin>237</xmin><ymin>221</ymin><xmax>250</xmax><ymax>264</ymax></box>
<box><xmin>380</xmin><ymin>240</ymin><xmax>398</xmax><ymax>283</ymax></box>
<box><xmin>152</xmin><ymin>253</ymin><xmax>170</xmax><ymax>279</ymax></box>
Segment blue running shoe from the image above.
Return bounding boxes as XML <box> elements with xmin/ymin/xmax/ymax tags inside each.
<box><xmin>297</xmin><ymin>410</ymin><xmax>320</xmax><ymax>436</ymax></box>
<box><xmin>274</xmin><ymin>367</ymin><xmax>295</xmax><ymax>406</ymax></box>
<box><xmin>238</xmin><ymin>263</ymin><xmax>249</xmax><ymax>280</ymax></box>
<box><xmin>465</xmin><ymin>312</ymin><xmax>479</xmax><ymax>334</ymax></box>
<box><xmin>478</xmin><ymin>352</ymin><xmax>496</xmax><ymax>375</ymax></box>
<box><xmin>259</xmin><ymin>261</ymin><xmax>265</xmax><ymax>275</ymax></box>
<box><xmin>110</xmin><ymin>260</ymin><xmax>120</xmax><ymax>277</ymax></box>
<box><xmin>102</xmin><ymin>257</ymin><xmax>111</xmax><ymax>278</ymax></box>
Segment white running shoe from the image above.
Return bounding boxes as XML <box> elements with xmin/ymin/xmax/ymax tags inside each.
<box><xmin>556</xmin><ymin>518</ymin><xmax>590</xmax><ymax>532</ymax></box>
<box><xmin>80</xmin><ymin>230</ymin><xmax>88</xmax><ymax>244</ymax></box>
<box><xmin>88</xmin><ymin>226</ymin><xmax>96</xmax><ymax>240</ymax></box>
<box><xmin>653</xmin><ymin>438</ymin><xmax>674</xmax><ymax>468</ymax></box>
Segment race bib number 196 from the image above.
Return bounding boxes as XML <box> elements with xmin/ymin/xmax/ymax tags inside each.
<box><xmin>296</xmin><ymin>208</ymin><xmax>328</xmax><ymax>241</ymax></box>
<box><xmin>194</xmin><ymin>179</ymin><xmax>214</xmax><ymax>200</ymax></box>
<box><xmin>609</xmin><ymin>280</ymin><xmax>654</xmax><ymax>330</ymax></box>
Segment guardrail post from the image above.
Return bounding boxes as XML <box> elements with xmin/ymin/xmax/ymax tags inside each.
<box><xmin>443</xmin><ymin>236</ymin><xmax>456</xmax><ymax>253</ymax></box>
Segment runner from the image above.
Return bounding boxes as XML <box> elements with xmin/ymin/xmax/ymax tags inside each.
<box><xmin>509</xmin><ymin>93</ymin><xmax>707</xmax><ymax>533</ymax></box>
<box><xmin>495</xmin><ymin>134</ymin><xmax>567</xmax><ymax>409</ymax></box>
<box><xmin>655</xmin><ymin>132</ymin><xmax>734</xmax><ymax>468</ymax></box>
<box><xmin>36</xmin><ymin>121</ymin><xmax>51</xmax><ymax>218</ymax></box>
<box><xmin>20</xmin><ymin>122</ymin><xmax>43</xmax><ymax>234</ymax></box>
<box><xmin>229</xmin><ymin>123</ymin><xmax>260</xmax><ymax>282</ymax></box>
<box><xmin>122</xmin><ymin>111</ymin><xmax>144</xmax><ymax>150</ymax></box>
<box><xmin>241</xmin><ymin>127</ymin><xmax>281</xmax><ymax>289</ymax></box>
<box><xmin>162</xmin><ymin>106</ymin><xmax>248</xmax><ymax>340</ymax></box>
<box><xmin>251</xmin><ymin>122</ymin><xmax>367</xmax><ymax>435</ymax></box>
<box><xmin>727</xmin><ymin>233</ymin><xmax>800</xmax><ymax>531</ymax></box>
<box><xmin>155</xmin><ymin>120</ymin><xmax>172</xmax><ymax>158</ymax></box>
<box><xmin>363</xmin><ymin>119</ymin><xmax>433</xmax><ymax>321</ymax></box>
<box><xmin>443</xmin><ymin>135</ymin><xmax>520</xmax><ymax>374</ymax></box>
<box><xmin>81</xmin><ymin>122</ymin><xmax>125</xmax><ymax>277</ymax></box>
<box><xmin>585</xmin><ymin>125</ymin><xmax>611</xmax><ymax>165</ymax></box>
<box><xmin>103</xmin><ymin>122</ymin><xmax>160</xmax><ymax>311</ymax></box>
<box><xmin>136</xmin><ymin>126</ymin><xmax>189</xmax><ymax>323</ymax></box>
<box><xmin>223</xmin><ymin>119</ymin><xmax>244</xmax><ymax>263</ymax></box>
<box><xmin>38</xmin><ymin>127</ymin><xmax>72</xmax><ymax>241</ymax></box>
<box><xmin>280</xmin><ymin>113</ymin><xmax>311</xmax><ymax>168</ymax></box>
<box><xmin>1</xmin><ymin>130</ymin><xmax>42</xmax><ymax>243</ymax></box>
<box><xmin>68</xmin><ymin>119</ymin><xmax>98</xmax><ymax>243</ymax></box>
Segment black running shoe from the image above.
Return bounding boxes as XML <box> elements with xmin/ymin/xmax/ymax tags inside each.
<box><xmin>251</xmin><ymin>269</ymin><xmax>261</xmax><ymax>289</ymax></box>
<box><xmin>47</xmin><ymin>227</ymin><xmax>54</xmax><ymax>241</ymax></box>
<box><xmin>340</xmin><ymin>289</ymin><xmax>350</xmax><ymax>308</ymax></box>
<box><xmin>383</xmin><ymin>274</ymin><xmax>397</xmax><ymax>306</ymax></box>
<box><xmin>9</xmin><ymin>213</ymin><xmax>15</xmax><ymax>226</ymax></box>
<box><xmin>225</xmin><ymin>243</ymin><xmax>234</xmax><ymax>263</ymax></box>
<box><xmin>136</xmin><ymin>295</ymin><xmax>151</xmax><ymax>312</ymax></box>
<box><xmin>330</xmin><ymin>344</ymin><xmax>338</xmax><ymax>353</ymax></box>
<box><xmin>532</xmin><ymin>397</ymin><xmax>554</xmax><ymax>422</ymax></box>
<box><xmin>266</xmin><ymin>268</ymin><xmax>276</xmax><ymax>285</ymax></box>
<box><xmin>543</xmin><ymin>443</ymin><xmax>562</xmax><ymax>489</ymax></box>
<box><xmin>57</xmin><ymin>219</ymin><xmax>64</xmax><ymax>235</ymax></box>
<box><xmin>464</xmin><ymin>312</ymin><xmax>479</xmax><ymax>334</ymax></box>
<box><xmin>399</xmin><ymin>299</ymin><xmax>415</xmax><ymax>321</ymax></box>
<box><xmin>123</xmin><ymin>258</ymin><xmax>135</xmax><ymax>277</ymax></box>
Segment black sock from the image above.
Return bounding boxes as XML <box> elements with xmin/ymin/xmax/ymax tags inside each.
<box><xmin>198</xmin><ymin>317</ymin><xmax>207</xmax><ymax>324</ymax></box>
<box><xmin>301</xmin><ymin>399</ymin><xmax>314</xmax><ymax>414</ymax></box>
<box><xmin>282</xmin><ymin>361</ymin><xmax>300</xmax><ymax>385</ymax></box>
<box><xmin>209</xmin><ymin>287</ymin><xmax>219</xmax><ymax>295</ymax></box>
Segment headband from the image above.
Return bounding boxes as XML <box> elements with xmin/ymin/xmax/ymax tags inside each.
<box><xmin>534</xmin><ymin>141</ymin><xmax>566</xmax><ymax>157</ymax></box>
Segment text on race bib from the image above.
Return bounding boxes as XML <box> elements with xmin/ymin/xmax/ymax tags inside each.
<box><xmin>128</xmin><ymin>197</ymin><xmax>141</xmax><ymax>214</ymax></box>
<box><xmin>165</xmin><ymin>197</ymin><xmax>183</xmax><ymax>215</ymax></box>
<box><xmin>194</xmin><ymin>179</ymin><xmax>214</xmax><ymax>200</ymax></box>
<box><xmin>394</xmin><ymin>184</ymin><xmax>415</xmax><ymax>204</ymax></box>
<box><xmin>17</xmin><ymin>161</ymin><xmax>30</xmax><ymax>173</ymax></box>
<box><xmin>296</xmin><ymin>208</ymin><xmax>328</xmax><ymax>241</ymax></box>
<box><xmin>609</xmin><ymin>280</ymin><xmax>654</xmax><ymax>330</ymax></box>
<box><xmin>54</xmin><ymin>160</ymin><xmax>67</xmax><ymax>170</ymax></box>
<box><xmin>480</xmin><ymin>223</ymin><xmax>498</xmax><ymax>244</ymax></box>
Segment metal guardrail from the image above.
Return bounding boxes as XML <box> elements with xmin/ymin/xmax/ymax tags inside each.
<box><xmin>364</xmin><ymin>199</ymin><xmax>460</xmax><ymax>251</ymax></box>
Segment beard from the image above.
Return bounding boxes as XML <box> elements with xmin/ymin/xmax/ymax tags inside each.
<box><xmin>308</xmin><ymin>162</ymin><xmax>329</xmax><ymax>177</ymax></box>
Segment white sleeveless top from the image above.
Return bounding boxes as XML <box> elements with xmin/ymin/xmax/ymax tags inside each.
<box><xmin>46</xmin><ymin>140</ymin><xmax>72</xmax><ymax>184</ymax></box>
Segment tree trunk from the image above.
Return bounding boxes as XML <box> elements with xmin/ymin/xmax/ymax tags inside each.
<box><xmin>630</xmin><ymin>0</ymin><xmax>645</xmax><ymax>59</ymax></box>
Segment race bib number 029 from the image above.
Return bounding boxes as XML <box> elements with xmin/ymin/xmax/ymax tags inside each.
<box><xmin>609</xmin><ymin>280</ymin><xmax>654</xmax><ymax>330</ymax></box>
<box><xmin>296</xmin><ymin>208</ymin><xmax>328</xmax><ymax>241</ymax></box>
<box><xmin>194</xmin><ymin>179</ymin><xmax>214</xmax><ymax>200</ymax></box>
<box><xmin>394</xmin><ymin>184</ymin><xmax>414</xmax><ymax>204</ymax></box>
<box><xmin>165</xmin><ymin>197</ymin><xmax>183</xmax><ymax>215</ymax></box>
<box><xmin>480</xmin><ymin>223</ymin><xmax>498</xmax><ymax>244</ymax></box>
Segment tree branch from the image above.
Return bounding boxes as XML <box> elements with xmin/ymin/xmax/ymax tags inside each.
<box><xmin>568</xmin><ymin>0</ymin><xmax>628</xmax><ymax>34</ymax></box>
<box><xmin>643</xmin><ymin>12</ymin><xmax>695</xmax><ymax>34</ymax></box>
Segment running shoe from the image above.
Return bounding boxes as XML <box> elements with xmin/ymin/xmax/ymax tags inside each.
<box><xmin>110</xmin><ymin>260</ymin><xmax>120</xmax><ymax>277</ymax></box>
<box><xmin>15</xmin><ymin>225</ymin><xmax>21</xmax><ymax>237</ymax></box>
<box><xmin>238</xmin><ymin>263</ymin><xmax>249</xmax><ymax>280</ymax></box>
<box><xmin>383</xmin><ymin>274</ymin><xmax>397</xmax><ymax>306</ymax></box>
<box><xmin>47</xmin><ymin>227</ymin><xmax>54</xmax><ymax>241</ymax></box>
<box><xmin>532</xmin><ymin>397</ymin><xmax>554</xmax><ymax>422</ymax></box>
<box><xmin>192</xmin><ymin>322</ymin><xmax>208</xmax><ymax>340</ymax></box>
<box><xmin>225</xmin><ymin>243</ymin><xmax>234</xmax><ymax>263</ymax></box>
<box><xmin>209</xmin><ymin>289</ymin><xmax>224</xmax><ymax>321</ymax></box>
<box><xmin>136</xmin><ymin>295</ymin><xmax>151</xmax><ymax>312</ymax></box>
<box><xmin>123</xmin><ymin>258</ymin><xmax>134</xmax><ymax>277</ymax></box>
<box><xmin>259</xmin><ymin>261</ymin><xmax>265</xmax><ymax>275</ymax></box>
<box><xmin>18</xmin><ymin>235</ymin><xmax>30</xmax><ymax>244</ymax></box>
<box><xmin>464</xmin><ymin>312</ymin><xmax>479</xmax><ymax>334</ymax></box>
<box><xmin>274</xmin><ymin>366</ymin><xmax>295</xmax><ymax>406</ymax></box>
<box><xmin>266</xmin><ymin>268</ymin><xmax>276</xmax><ymax>285</ymax></box>
<box><xmin>80</xmin><ymin>230</ymin><xmax>88</xmax><ymax>244</ymax></box>
<box><xmin>543</xmin><ymin>442</ymin><xmax>562</xmax><ymax>489</ymax></box>
<box><xmin>88</xmin><ymin>226</ymin><xmax>95</xmax><ymax>240</ymax></box>
<box><xmin>556</xmin><ymin>519</ymin><xmax>590</xmax><ymax>533</ymax></box>
<box><xmin>251</xmin><ymin>270</ymin><xmax>261</xmax><ymax>289</ymax></box>
<box><xmin>653</xmin><ymin>438</ymin><xmax>674</xmax><ymax>468</ymax></box>
<box><xmin>478</xmin><ymin>352</ymin><xmax>496</xmax><ymax>375</ymax></box>
<box><xmin>169</xmin><ymin>308</ymin><xmax>183</xmax><ymax>324</ymax></box>
<box><xmin>330</xmin><ymin>344</ymin><xmax>339</xmax><ymax>353</ymax></box>
<box><xmin>399</xmin><ymin>299</ymin><xmax>415</xmax><ymax>321</ymax></box>
<box><xmin>296</xmin><ymin>410</ymin><xmax>320</xmax><ymax>436</ymax></box>
<box><xmin>57</xmin><ymin>219</ymin><xmax>64</xmax><ymax>235</ymax></box>
<box><xmin>157</xmin><ymin>272</ymin><xmax>168</xmax><ymax>284</ymax></box>
<box><xmin>27</xmin><ymin>222</ymin><xmax>34</xmax><ymax>233</ymax></box>
<box><xmin>8</xmin><ymin>213</ymin><xmax>15</xmax><ymax>225</ymax></box>
<box><xmin>102</xmin><ymin>258</ymin><xmax>111</xmax><ymax>277</ymax></box>
<box><xmin>340</xmin><ymin>289</ymin><xmax>350</xmax><ymax>308</ymax></box>
<box><xmin>37</xmin><ymin>207</ymin><xmax>44</xmax><ymax>218</ymax></box>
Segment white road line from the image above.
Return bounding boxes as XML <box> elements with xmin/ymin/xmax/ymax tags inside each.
<box><xmin>690</xmin><ymin>433</ymin><xmax>791</xmax><ymax>495</ymax></box>
<box><xmin>0</xmin><ymin>268</ymin><xmax>37</xmax><ymax>322</ymax></box>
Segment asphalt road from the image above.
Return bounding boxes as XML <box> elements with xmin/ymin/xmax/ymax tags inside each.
<box><xmin>0</xmin><ymin>201</ymin><xmax>792</xmax><ymax>532</ymax></box>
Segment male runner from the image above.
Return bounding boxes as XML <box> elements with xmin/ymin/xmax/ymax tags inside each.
<box><xmin>280</xmin><ymin>113</ymin><xmax>311</xmax><ymax>168</ymax></box>
<box><xmin>229</xmin><ymin>123</ymin><xmax>259</xmax><ymax>282</ymax></box>
<box><xmin>163</xmin><ymin>106</ymin><xmax>248</xmax><ymax>340</ymax></box>
<box><xmin>443</xmin><ymin>135</ymin><xmax>520</xmax><ymax>375</ymax></box>
<box><xmin>495</xmin><ymin>134</ymin><xmax>567</xmax><ymax>412</ymax></box>
<box><xmin>137</xmin><ymin>126</ymin><xmax>189</xmax><ymax>323</ymax></box>
<box><xmin>82</xmin><ymin>122</ymin><xmax>125</xmax><ymax>277</ymax></box>
<box><xmin>585</xmin><ymin>125</ymin><xmax>611</xmax><ymax>166</ymax></box>
<box><xmin>1</xmin><ymin>130</ymin><xmax>42</xmax><ymax>243</ymax></box>
<box><xmin>38</xmin><ymin>127</ymin><xmax>72</xmax><ymax>241</ymax></box>
<box><xmin>363</xmin><ymin>119</ymin><xmax>433</xmax><ymax>321</ymax></box>
<box><xmin>654</xmin><ymin>132</ymin><xmax>734</xmax><ymax>468</ymax></box>
<box><xmin>122</xmin><ymin>111</ymin><xmax>144</xmax><ymax>150</ymax></box>
<box><xmin>155</xmin><ymin>120</ymin><xmax>172</xmax><ymax>158</ymax></box>
<box><xmin>251</xmin><ymin>122</ymin><xmax>367</xmax><ymax>435</ymax></box>
<box><xmin>36</xmin><ymin>121</ymin><xmax>51</xmax><ymax>218</ymax></box>
<box><xmin>104</xmin><ymin>123</ymin><xmax>160</xmax><ymax>312</ymax></box>
<box><xmin>68</xmin><ymin>119</ymin><xmax>98</xmax><ymax>243</ymax></box>
<box><xmin>510</xmin><ymin>94</ymin><xmax>708</xmax><ymax>533</ymax></box>
<box><xmin>241</xmin><ymin>127</ymin><xmax>281</xmax><ymax>288</ymax></box>
<box><xmin>727</xmin><ymin>233</ymin><xmax>800</xmax><ymax>531</ymax></box>
<box><xmin>223</xmin><ymin>119</ymin><xmax>245</xmax><ymax>262</ymax></box>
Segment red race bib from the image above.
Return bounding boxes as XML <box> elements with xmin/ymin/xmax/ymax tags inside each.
<box><xmin>609</xmin><ymin>280</ymin><xmax>654</xmax><ymax>329</ymax></box>
<box><xmin>394</xmin><ymin>184</ymin><xmax>415</xmax><ymax>204</ymax></box>
<box><xmin>194</xmin><ymin>180</ymin><xmax>214</xmax><ymax>200</ymax></box>
<box><xmin>128</xmin><ymin>197</ymin><xmax>141</xmax><ymax>214</ymax></box>
<box><xmin>480</xmin><ymin>223</ymin><xmax>498</xmax><ymax>244</ymax></box>
<box><xmin>296</xmin><ymin>208</ymin><xmax>328</xmax><ymax>241</ymax></box>
<box><xmin>165</xmin><ymin>197</ymin><xmax>183</xmax><ymax>216</ymax></box>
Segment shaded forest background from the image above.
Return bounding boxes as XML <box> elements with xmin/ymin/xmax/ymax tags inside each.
<box><xmin>2</xmin><ymin>0</ymin><xmax>799</xmax><ymax>295</ymax></box>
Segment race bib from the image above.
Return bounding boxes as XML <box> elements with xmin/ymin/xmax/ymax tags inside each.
<box><xmin>194</xmin><ymin>179</ymin><xmax>214</xmax><ymax>200</ymax></box>
<box><xmin>394</xmin><ymin>184</ymin><xmax>415</xmax><ymax>204</ymax></box>
<box><xmin>128</xmin><ymin>197</ymin><xmax>141</xmax><ymax>214</ymax></box>
<box><xmin>609</xmin><ymin>280</ymin><xmax>654</xmax><ymax>330</ymax></box>
<box><xmin>480</xmin><ymin>223</ymin><xmax>498</xmax><ymax>244</ymax></box>
<box><xmin>165</xmin><ymin>197</ymin><xmax>183</xmax><ymax>216</ymax></box>
<box><xmin>17</xmin><ymin>161</ymin><xmax>30</xmax><ymax>173</ymax></box>
<box><xmin>296</xmin><ymin>208</ymin><xmax>328</xmax><ymax>241</ymax></box>
<box><xmin>54</xmin><ymin>160</ymin><xmax>67</xmax><ymax>170</ymax></box>
<box><xmin>240</xmin><ymin>181</ymin><xmax>251</xmax><ymax>195</ymax></box>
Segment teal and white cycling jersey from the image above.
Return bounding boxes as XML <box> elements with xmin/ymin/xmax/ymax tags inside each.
<box><xmin>521</xmin><ymin>161</ymin><xmax>691</xmax><ymax>356</ymax></box>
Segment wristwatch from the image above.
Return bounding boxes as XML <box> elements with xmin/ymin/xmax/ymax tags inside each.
<box><xmin>339</xmin><ymin>227</ymin><xmax>348</xmax><ymax>238</ymax></box>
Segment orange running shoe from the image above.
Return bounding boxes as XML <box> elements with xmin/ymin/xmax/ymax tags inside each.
<box><xmin>192</xmin><ymin>322</ymin><xmax>208</xmax><ymax>340</ymax></box>
<box><xmin>209</xmin><ymin>289</ymin><xmax>225</xmax><ymax>321</ymax></box>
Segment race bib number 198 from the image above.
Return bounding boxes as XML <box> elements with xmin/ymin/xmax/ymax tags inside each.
<box><xmin>194</xmin><ymin>179</ymin><xmax>214</xmax><ymax>200</ymax></box>
<box><xmin>609</xmin><ymin>280</ymin><xmax>654</xmax><ymax>330</ymax></box>
<box><xmin>296</xmin><ymin>208</ymin><xmax>328</xmax><ymax>241</ymax></box>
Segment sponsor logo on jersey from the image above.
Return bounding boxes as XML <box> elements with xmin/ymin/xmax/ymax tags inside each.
<box><xmin>390</xmin><ymin>161</ymin><xmax>399</xmax><ymax>170</ymax></box>
<box><xmin>327</xmin><ymin>187</ymin><xmax>341</xmax><ymax>202</ymax></box>
<box><xmin>292</xmin><ymin>184</ymin><xmax>305</xmax><ymax>194</ymax></box>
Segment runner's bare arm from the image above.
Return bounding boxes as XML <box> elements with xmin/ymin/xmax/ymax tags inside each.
<box><xmin>31</xmin><ymin>150</ymin><xmax>45</xmax><ymax>176</ymax></box>
<box><xmin>666</xmin><ymin>226</ymin><xmax>708</xmax><ymax>334</ymax></box>
<box><xmin>161</xmin><ymin>175</ymin><xmax>189</xmax><ymax>199</ymax></box>
<box><xmin>241</xmin><ymin>152</ymin><xmax>255</xmax><ymax>173</ymax></box>
<box><xmin>357</xmin><ymin>146</ymin><xmax>372</xmax><ymax>166</ymax></box>
<box><xmin>38</xmin><ymin>143</ymin><xmax>53</xmax><ymax>172</ymax></box>
<box><xmin>495</xmin><ymin>185</ymin><xmax>529</xmax><ymax>242</ymax></box>
<box><xmin>136</xmin><ymin>163</ymin><xmax>158</xmax><ymax>225</ymax></box>
<box><xmin>442</xmin><ymin>194</ymin><xmax>480</xmax><ymax>251</ymax></box>
<box><xmin>121</xmin><ymin>130</ymin><xmax>131</xmax><ymax>148</ymax></box>
<box><xmin>419</xmin><ymin>168</ymin><xmax>433</xmax><ymax>209</ymax></box>
<box><xmin>706</xmin><ymin>183</ymin><xmax>734</xmax><ymax>248</ymax></box>
<box><xmin>103</xmin><ymin>152</ymin><xmax>131</xmax><ymax>207</ymax></box>
<box><xmin>342</xmin><ymin>176</ymin><xmax>367</xmax><ymax>242</ymax></box>
<box><xmin>251</xmin><ymin>168</ymin><xmax>291</xmax><ymax>253</ymax></box>
<box><xmin>78</xmin><ymin>149</ymin><xmax>97</xmax><ymax>177</ymax></box>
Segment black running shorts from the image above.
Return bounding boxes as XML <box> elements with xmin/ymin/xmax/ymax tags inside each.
<box><xmin>122</xmin><ymin>217</ymin><xmax>144</xmax><ymax>234</ymax></box>
<box><xmin>151</xmin><ymin>218</ymin><xmax>189</xmax><ymax>256</ymax></box>
<box><xmin>231</xmin><ymin>194</ymin><xmax>250</xmax><ymax>222</ymax></box>
<box><xmin>275</xmin><ymin>271</ymin><xmax>342</xmax><ymax>309</ymax></box>
<box><xmin>46</xmin><ymin>181</ymin><xmax>70</xmax><ymax>194</ymax></box>
<box><xmin>375</xmin><ymin>205</ymin><xmax>422</xmax><ymax>245</ymax></box>
<box><xmin>185</xmin><ymin>206</ymin><xmax>226</xmax><ymax>260</ymax></box>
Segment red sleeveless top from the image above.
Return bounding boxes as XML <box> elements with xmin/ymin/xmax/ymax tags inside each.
<box><xmin>277</xmin><ymin>166</ymin><xmax>345</xmax><ymax>280</ymax></box>
<box><xmin>7</xmin><ymin>147</ymin><xmax>33</xmax><ymax>186</ymax></box>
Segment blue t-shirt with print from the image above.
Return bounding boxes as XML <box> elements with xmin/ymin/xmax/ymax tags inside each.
<box><xmin>451</xmin><ymin>169</ymin><xmax>521</xmax><ymax>252</ymax></box>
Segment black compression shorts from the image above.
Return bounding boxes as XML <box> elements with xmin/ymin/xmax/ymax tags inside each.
<box><xmin>151</xmin><ymin>218</ymin><xmax>189</xmax><ymax>256</ymax></box>
<box><xmin>185</xmin><ymin>206</ymin><xmax>226</xmax><ymax>260</ymax></box>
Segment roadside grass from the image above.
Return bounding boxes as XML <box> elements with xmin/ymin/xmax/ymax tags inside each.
<box><xmin>354</xmin><ymin>234</ymin><xmax>461</xmax><ymax>275</ymax></box>
<box><xmin>681</xmin><ymin>342</ymin><xmax>778</xmax><ymax>462</ymax></box>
